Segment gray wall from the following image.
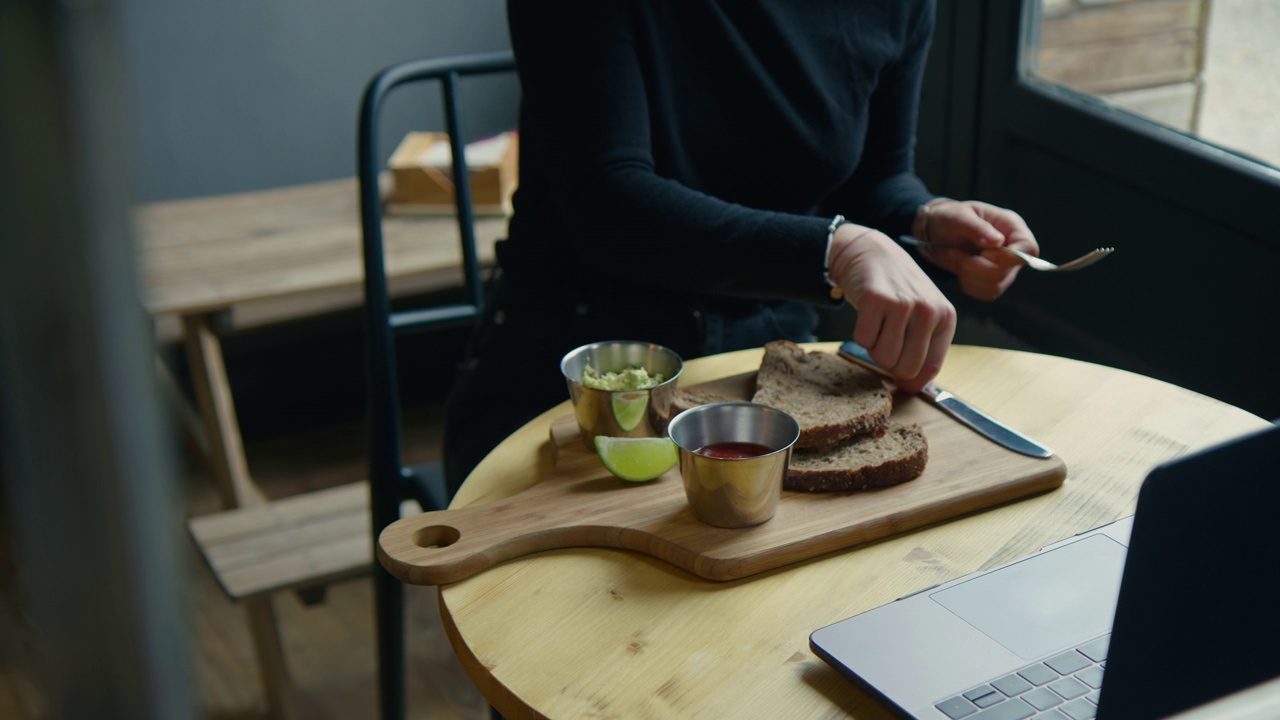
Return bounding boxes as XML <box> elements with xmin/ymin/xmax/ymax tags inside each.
<box><xmin>118</xmin><ymin>0</ymin><xmax>515</xmax><ymax>202</ymax></box>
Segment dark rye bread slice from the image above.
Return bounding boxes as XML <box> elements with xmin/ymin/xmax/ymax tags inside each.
<box><xmin>751</xmin><ymin>340</ymin><xmax>891</xmax><ymax>451</ymax></box>
<box><xmin>784</xmin><ymin>422</ymin><xmax>928</xmax><ymax>492</ymax></box>
<box><xmin>671</xmin><ymin>387</ymin><xmax>740</xmax><ymax>416</ymax></box>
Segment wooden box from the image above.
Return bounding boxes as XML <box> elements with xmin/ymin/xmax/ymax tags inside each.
<box><xmin>386</xmin><ymin>131</ymin><xmax>518</xmax><ymax>217</ymax></box>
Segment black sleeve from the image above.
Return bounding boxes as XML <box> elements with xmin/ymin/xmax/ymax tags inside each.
<box><xmin>506</xmin><ymin>0</ymin><xmax>834</xmax><ymax>303</ymax></box>
<box><xmin>827</xmin><ymin>1</ymin><xmax>936</xmax><ymax>238</ymax></box>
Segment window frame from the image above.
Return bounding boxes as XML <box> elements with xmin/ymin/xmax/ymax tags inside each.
<box><xmin>976</xmin><ymin>0</ymin><xmax>1280</xmax><ymax>243</ymax></box>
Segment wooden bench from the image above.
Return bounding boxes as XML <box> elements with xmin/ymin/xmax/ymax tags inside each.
<box><xmin>188</xmin><ymin>482</ymin><xmax>374</xmax><ymax>602</ymax></box>
<box><xmin>187</xmin><ymin>481</ymin><xmax>430</xmax><ymax>609</ymax></box>
<box><xmin>136</xmin><ymin>177</ymin><xmax>503</xmax><ymax>719</ymax></box>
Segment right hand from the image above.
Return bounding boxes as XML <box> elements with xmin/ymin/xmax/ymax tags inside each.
<box><xmin>828</xmin><ymin>223</ymin><xmax>957</xmax><ymax>394</ymax></box>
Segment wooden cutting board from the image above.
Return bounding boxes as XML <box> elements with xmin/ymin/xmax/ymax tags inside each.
<box><xmin>378</xmin><ymin>371</ymin><xmax>1067</xmax><ymax>586</ymax></box>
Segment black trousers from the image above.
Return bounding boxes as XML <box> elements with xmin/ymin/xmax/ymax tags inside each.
<box><xmin>441</xmin><ymin>271</ymin><xmax>819</xmax><ymax>496</ymax></box>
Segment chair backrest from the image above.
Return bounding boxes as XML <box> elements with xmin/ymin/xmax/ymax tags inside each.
<box><xmin>356</xmin><ymin>50</ymin><xmax>516</xmax><ymax>528</ymax></box>
<box><xmin>356</xmin><ymin>50</ymin><xmax>516</xmax><ymax>720</ymax></box>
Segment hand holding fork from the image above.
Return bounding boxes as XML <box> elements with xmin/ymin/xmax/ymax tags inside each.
<box><xmin>899</xmin><ymin>235</ymin><xmax>1113</xmax><ymax>272</ymax></box>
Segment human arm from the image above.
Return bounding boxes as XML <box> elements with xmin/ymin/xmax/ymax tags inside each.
<box><xmin>508</xmin><ymin>0</ymin><xmax>957</xmax><ymax>390</ymax></box>
<box><xmin>506</xmin><ymin>1</ymin><xmax>955</xmax><ymax>305</ymax></box>
<box><xmin>506</xmin><ymin>0</ymin><xmax>835</xmax><ymax>302</ymax></box>
<box><xmin>816</xmin><ymin>2</ymin><xmax>1033</xmax><ymax>307</ymax></box>
<box><xmin>823</xmin><ymin>0</ymin><xmax>935</xmax><ymax>241</ymax></box>
<box><xmin>817</xmin><ymin>2</ymin><xmax>956</xmax><ymax>392</ymax></box>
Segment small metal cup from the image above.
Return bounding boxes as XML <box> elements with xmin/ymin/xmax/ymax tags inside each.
<box><xmin>561</xmin><ymin>341</ymin><xmax>683</xmax><ymax>449</ymax></box>
<box><xmin>667</xmin><ymin>402</ymin><xmax>800</xmax><ymax>528</ymax></box>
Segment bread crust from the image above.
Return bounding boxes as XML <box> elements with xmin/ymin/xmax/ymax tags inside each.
<box><xmin>751</xmin><ymin>340</ymin><xmax>891</xmax><ymax>450</ymax></box>
<box><xmin>671</xmin><ymin>387</ymin><xmax>739</xmax><ymax>417</ymax></box>
<box><xmin>784</xmin><ymin>422</ymin><xmax>928</xmax><ymax>492</ymax></box>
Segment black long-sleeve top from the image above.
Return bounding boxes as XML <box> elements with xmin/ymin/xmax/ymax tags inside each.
<box><xmin>500</xmin><ymin>0</ymin><xmax>937</xmax><ymax>309</ymax></box>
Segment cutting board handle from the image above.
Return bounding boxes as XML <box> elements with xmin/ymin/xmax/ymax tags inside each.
<box><xmin>376</xmin><ymin>491</ymin><xmax>600</xmax><ymax>585</ymax></box>
<box><xmin>376</xmin><ymin>415</ymin><xmax>683</xmax><ymax>586</ymax></box>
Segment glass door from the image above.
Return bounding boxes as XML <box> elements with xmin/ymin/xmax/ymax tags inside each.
<box><xmin>948</xmin><ymin>0</ymin><xmax>1280</xmax><ymax>418</ymax></box>
<box><xmin>1030</xmin><ymin>0</ymin><xmax>1279</xmax><ymax>168</ymax></box>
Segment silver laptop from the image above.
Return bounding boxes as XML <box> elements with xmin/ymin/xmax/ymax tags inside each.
<box><xmin>810</xmin><ymin>422</ymin><xmax>1280</xmax><ymax>720</ymax></box>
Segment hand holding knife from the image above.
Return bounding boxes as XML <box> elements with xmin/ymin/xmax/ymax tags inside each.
<box><xmin>838</xmin><ymin>341</ymin><xmax>1056</xmax><ymax>459</ymax></box>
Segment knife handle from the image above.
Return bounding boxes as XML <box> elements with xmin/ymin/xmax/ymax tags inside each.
<box><xmin>836</xmin><ymin>341</ymin><xmax>893</xmax><ymax>380</ymax></box>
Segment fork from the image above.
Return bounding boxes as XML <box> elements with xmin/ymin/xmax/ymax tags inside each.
<box><xmin>898</xmin><ymin>235</ymin><xmax>1114</xmax><ymax>272</ymax></box>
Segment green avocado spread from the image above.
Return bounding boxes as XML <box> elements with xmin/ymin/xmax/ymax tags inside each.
<box><xmin>582</xmin><ymin>364</ymin><xmax>663</xmax><ymax>391</ymax></box>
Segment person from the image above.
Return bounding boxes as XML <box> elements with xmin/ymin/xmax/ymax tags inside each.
<box><xmin>442</xmin><ymin>0</ymin><xmax>1038</xmax><ymax>494</ymax></box>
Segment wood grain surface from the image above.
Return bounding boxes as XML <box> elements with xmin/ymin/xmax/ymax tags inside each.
<box><xmin>378</xmin><ymin>362</ymin><xmax>1067</xmax><ymax>586</ymax></box>
<box><xmin>429</xmin><ymin>344</ymin><xmax>1271</xmax><ymax>720</ymax></box>
<box><xmin>136</xmin><ymin>176</ymin><xmax>506</xmax><ymax>317</ymax></box>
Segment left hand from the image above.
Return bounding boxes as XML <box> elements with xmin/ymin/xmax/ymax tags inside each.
<box><xmin>914</xmin><ymin>200</ymin><xmax>1038</xmax><ymax>302</ymax></box>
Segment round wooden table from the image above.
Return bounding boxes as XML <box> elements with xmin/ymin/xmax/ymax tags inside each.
<box><xmin>431</xmin><ymin>344</ymin><xmax>1269</xmax><ymax>719</ymax></box>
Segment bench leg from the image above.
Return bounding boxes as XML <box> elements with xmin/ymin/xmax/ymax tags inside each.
<box><xmin>182</xmin><ymin>312</ymin><xmax>265</xmax><ymax>509</ymax></box>
<box><xmin>246</xmin><ymin>595</ymin><xmax>299</xmax><ymax>720</ymax></box>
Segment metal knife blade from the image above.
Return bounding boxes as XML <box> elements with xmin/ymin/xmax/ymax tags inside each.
<box><xmin>837</xmin><ymin>341</ymin><xmax>1055</xmax><ymax>458</ymax></box>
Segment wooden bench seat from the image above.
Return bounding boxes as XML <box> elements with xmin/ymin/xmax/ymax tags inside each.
<box><xmin>185</xmin><ymin>477</ymin><xmax>426</xmax><ymax>719</ymax></box>
<box><xmin>188</xmin><ymin>481</ymin><xmax>425</xmax><ymax>601</ymax></box>
<box><xmin>186</xmin><ymin>481</ymin><xmax>413</xmax><ymax>717</ymax></box>
<box><xmin>188</xmin><ymin>481</ymin><xmax>374</xmax><ymax>601</ymax></box>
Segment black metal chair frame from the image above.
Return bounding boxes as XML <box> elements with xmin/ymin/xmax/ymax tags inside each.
<box><xmin>357</xmin><ymin>49</ymin><xmax>516</xmax><ymax>720</ymax></box>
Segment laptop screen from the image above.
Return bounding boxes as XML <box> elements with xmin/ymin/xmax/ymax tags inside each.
<box><xmin>1096</xmin><ymin>423</ymin><xmax>1280</xmax><ymax>719</ymax></box>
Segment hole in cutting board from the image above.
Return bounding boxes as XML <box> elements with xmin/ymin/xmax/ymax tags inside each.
<box><xmin>414</xmin><ymin>525</ymin><xmax>461</xmax><ymax>549</ymax></box>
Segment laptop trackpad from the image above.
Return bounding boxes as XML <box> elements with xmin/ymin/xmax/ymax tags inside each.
<box><xmin>931</xmin><ymin>535</ymin><xmax>1128</xmax><ymax>660</ymax></box>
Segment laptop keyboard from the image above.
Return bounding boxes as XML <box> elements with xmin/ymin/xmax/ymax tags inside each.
<box><xmin>934</xmin><ymin>634</ymin><xmax>1109</xmax><ymax>719</ymax></box>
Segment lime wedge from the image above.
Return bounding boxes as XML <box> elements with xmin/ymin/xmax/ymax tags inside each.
<box><xmin>594</xmin><ymin>436</ymin><xmax>678</xmax><ymax>482</ymax></box>
<box><xmin>610</xmin><ymin>391</ymin><xmax>648</xmax><ymax>432</ymax></box>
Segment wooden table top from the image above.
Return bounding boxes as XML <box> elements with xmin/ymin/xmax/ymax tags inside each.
<box><xmin>134</xmin><ymin>176</ymin><xmax>506</xmax><ymax>318</ymax></box>
<box><xmin>432</xmin><ymin>343</ymin><xmax>1270</xmax><ymax>719</ymax></box>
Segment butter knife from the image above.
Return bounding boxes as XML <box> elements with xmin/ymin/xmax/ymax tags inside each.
<box><xmin>837</xmin><ymin>341</ymin><xmax>1055</xmax><ymax>458</ymax></box>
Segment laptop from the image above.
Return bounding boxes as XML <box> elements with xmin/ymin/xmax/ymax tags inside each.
<box><xmin>810</xmin><ymin>422</ymin><xmax>1280</xmax><ymax>720</ymax></box>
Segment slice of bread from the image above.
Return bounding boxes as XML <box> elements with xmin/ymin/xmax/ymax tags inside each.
<box><xmin>785</xmin><ymin>422</ymin><xmax>928</xmax><ymax>492</ymax></box>
<box><xmin>751</xmin><ymin>340</ymin><xmax>891</xmax><ymax>450</ymax></box>
<box><xmin>671</xmin><ymin>387</ymin><xmax>740</xmax><ymax>416</ymax></box>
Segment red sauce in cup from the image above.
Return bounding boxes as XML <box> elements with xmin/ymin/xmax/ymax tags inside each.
<box><xmin>695</xmin><ymin>442</ymin><xmax>774</xmax><ymax>459</ymax></box>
